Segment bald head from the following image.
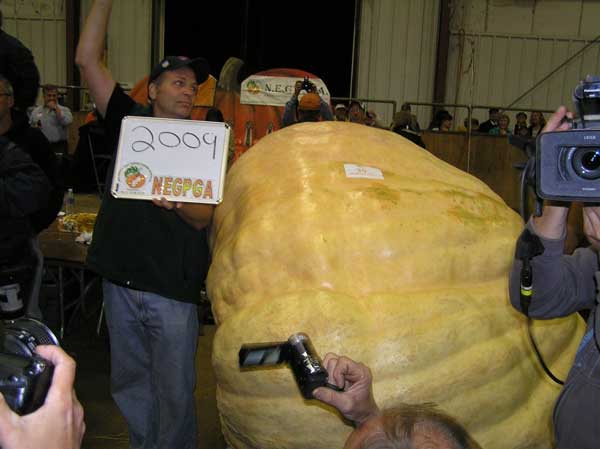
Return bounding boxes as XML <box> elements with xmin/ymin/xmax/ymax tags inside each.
<box><xmin>344</xmin><ymin>404</ymin><xmax>482</xmax><ymax>449</ymax></box>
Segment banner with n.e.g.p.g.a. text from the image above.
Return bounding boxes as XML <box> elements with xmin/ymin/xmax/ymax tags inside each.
<box><xmin>241</xmin><ymin>75</ymin><xmax>330</xmax><ymax>107</ymax></box>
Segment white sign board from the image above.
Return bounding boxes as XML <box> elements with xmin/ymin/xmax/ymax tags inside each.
<box><xmin>344</xmin><ymin>164</ymin><xmax>384</xmax><ymax>180</ymax></box>
<box><xmin>111</xmin><ymin>116</ymin><xmax>229</xmax><ymax>204</ymax></box>
<box><xmin>241</xmin><ymin>75</ymin><xmax>331</xmax><ymax>106</ymax></box>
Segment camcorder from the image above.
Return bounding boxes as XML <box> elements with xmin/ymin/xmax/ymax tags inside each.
<box><xmin>239</xmin><ymin>333</ymin><xmax>342</xmax><ymax>399</ymax></box>
<box><xmin>536</xmin><ymin>75</ymin><xmax>600</xmax><ymax>202</ymax></box>
<box><xmin>0</xmin><ymin>318</ymin><xmax>58</xmax><ymax>415</ymax></box>
<box><xmin>300</xmin><ymin>76</ymin><xmax>314</xmax><ymax>93</ymax></box>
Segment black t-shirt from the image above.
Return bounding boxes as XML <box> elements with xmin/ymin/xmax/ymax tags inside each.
<box><xmin>86</xmin><ymin>85</ymin><xmax>210</xmax><ymax>303</ymax></box>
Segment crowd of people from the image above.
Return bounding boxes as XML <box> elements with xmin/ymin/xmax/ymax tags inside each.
<box><xmin>424</xmin><ymin>107</ymin><xmax>547</xmax><ymax>137</ymax></box>
<box><xmin>1</xmin><ymin>0</ymin><xmax>598</xmax><ymax>448</ymax></box>
<box><xmin>286</xmin><ymin>83</ymin><xmax>546</xmax><ymax>153</ymax></box>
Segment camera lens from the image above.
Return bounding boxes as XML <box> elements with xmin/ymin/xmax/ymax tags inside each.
<box><xmin>572</xmin><ymin>147</ymin><xmax>600</xmax><ymax>180</ymax></box>
<box><xmin>2</xmin><ymin>318</ymin><xmax>59</xmax><ymax>357</ymax></box>
<box><xmin>582</xmin><ymin>150</ymin><xmax>600</xmax><ymax>170</ymax></box>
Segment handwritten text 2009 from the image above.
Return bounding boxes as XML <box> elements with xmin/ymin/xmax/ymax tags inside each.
<box><xmin>131</xmin><ymin>125</ymin><xmax>218</xmax><ymax>159</ymax></box>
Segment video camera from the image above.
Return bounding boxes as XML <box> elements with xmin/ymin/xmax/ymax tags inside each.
<box><xmin>536</xmin><ymin>75</ymin><xmax>600</xmax><ymax>202</ymax></box>
<box><xmin>0</xmin><ymin>318</ymin><xmax>58</xmax><ymax>415</ymax></box>
<box><xmin>300</xmin><ymin>76</ymin><xmax>314</xmax><ymax>93</ymax></box>
<box><xmin>239</xmin><ymin>332</ymin><xmax>342</xmax><ymax>399</ymax></box>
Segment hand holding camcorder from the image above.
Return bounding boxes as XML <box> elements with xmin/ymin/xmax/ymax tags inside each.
<box><xmin>536</xmin><ymin>75</ymin><xmax>600</xmax><ymax>202</ymax></box>
<box><xmin>300</xmin><ymin>77</ymin><xmax>314</xmax><ymax>93</ymax></box>
<box><xmin>295</xmin><ymin>77</ymin><xmax>316</xmax><ymax>97</ymax></box>
<box><xmin>0</xmin><ymin>318</ymin><xmax>58</xmax><ymax>415</ymax></box>
<box><xmin>0</xmin><ymin>343</ymin><xmax>85</xmax><ymax>449</ymax></box>
<box><xmin>239</xmin><ymin>333</ymin><xmax>342</xmax><ymax>399</ymax></box>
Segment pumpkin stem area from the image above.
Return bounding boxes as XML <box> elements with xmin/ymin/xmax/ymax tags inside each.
<box><xmin>218</xmin><ymin>57</ymin><xmax>243</xmax><ymax>92</ymax></box>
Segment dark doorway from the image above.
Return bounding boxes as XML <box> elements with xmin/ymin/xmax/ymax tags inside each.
<box><xmin>164</xmin><ymin>0</ymin><xmax>356</xmax><ymax>97</ymax></box>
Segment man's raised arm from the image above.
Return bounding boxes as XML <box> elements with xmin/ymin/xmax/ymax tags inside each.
<box><xmin>75</xmin><ymin>0</ymin><xmax>116</xmax><ymax>118</ymax></box>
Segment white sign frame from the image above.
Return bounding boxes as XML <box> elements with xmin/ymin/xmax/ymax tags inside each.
<box><xmin>110</xmin><ymin>116</ymin><xmax>229</xmax><ymax>205</ymax></box>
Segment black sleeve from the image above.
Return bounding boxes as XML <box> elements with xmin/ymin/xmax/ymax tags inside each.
<box><xmin>0</xmin><ymin>144</ymin><xmax>50</xmax><ymax>217</ymax></box>
<box><xmin>104</xmin><ymin>85</ymin><xmax>137</xmax><ymax>153</ymax></box>
<box><xmin>4</xmin><ymin>35</ymin><xmax>40</xmax><ymax>111</ymax></box>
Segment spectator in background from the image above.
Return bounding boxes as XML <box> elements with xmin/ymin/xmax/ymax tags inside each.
<box><xmin>514</xmin><ymin>111</ymin><xmax>529</xmax><ymax>137</ymax></box>
<box><xmin>391</xmin><ymin>110</ymin><xmax>426</xmax><ymax>149</ymax></box>
<box><xmin>282</xmin><ymin>79</ymin><xmax>333</xmax><ymax>127</ymax></box>
<box><xmin>365</xmin><ymin>109</ymin><xmax>385</xmax><ymax>128</ymax></box>
<box><xmin>457</xmin><ymin>117</ymin><xmax>480</xmax><ymax>133</ymax></box>
<box><xmin>400</xmin><ymin>102</ymin><xmax>421</xmax><ymax>132</ymax></box>
<box><xmin>0</xmin><ymin>75</ymin><xmax>62</xmax><ymax>234</ymax></box>
<box><xmin>29</xmin><ymin>84</ymin><xmax>73</xmax><ymax>155</ymax></box>
<box><xmin>334</xmin><ymin>103</ymin><xmax>347</xmax><ymax>122</ymax></box>
<box><xmin>0</xmin><ymin>10</ymin><xmax>40</xmax><ymax>111</ymax></box>
<box><xmin>489</xmin><ymin>113</ymin><xmax>511</xmax><ymax>136</ymax></box>
<box><xmin>0</xmin><ymin>135</ymin><xmax>49</xmax><ymax>268</ymax></box>
<box><xmin>428</xmin><ymin>110</ymin><xmax>453</xmax><ymax>132</ymax></box>
<box><xmin>0</xmin><ymin>75</ymin><xmax>60</xmax><ymax>318</ymax></box>
<box><xmin>528</xmin><ymin>110</ymin><xmax>546</xmax><ymax>138</ymax></box>
<box><xmin>295</xmin><ymin>92</ymin><xmax>328</xmax><ymax>123</ymax></box>
<box><xmin>439</xmin><ymin>113</ymin><xmax>453</xmax><ymax>131</ymax></box>
<box><xmin>348</xmin><ymin>100</ymin><xmax>366</xmax><ymax>124</ymax></box>
<box><xmin>478</xmin><ymin>108</ymin><xmax>500</xmax><ymax>133</ymax></box>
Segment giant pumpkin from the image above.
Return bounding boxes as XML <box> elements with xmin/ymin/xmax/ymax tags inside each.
<box><xmin>207</xmin><ymin>122</ymin><xmax>583</xmax><ymax>449</ymax></box>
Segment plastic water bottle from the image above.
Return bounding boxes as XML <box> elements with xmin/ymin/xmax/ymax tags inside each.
<box><xmin>65</xmin><ymin>188</ymin><xmax>75</xmax><ymax>215</ymax></box>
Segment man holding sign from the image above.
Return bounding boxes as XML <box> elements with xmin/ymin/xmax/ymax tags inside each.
<box><xmin>76</xmin><ymin>2</ymin><xmax>213</xmax><ymax>448</ymax></box>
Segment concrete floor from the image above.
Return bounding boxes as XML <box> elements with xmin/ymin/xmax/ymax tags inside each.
<box><xmin>49</xmin><ymin>297</ymin><xmax>227</xmax><ymax>449</ymax></box>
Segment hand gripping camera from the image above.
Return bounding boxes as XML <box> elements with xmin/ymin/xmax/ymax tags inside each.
<box><xmin>300</xmin><ymin>76</ymin><xmax>313</xmax><ymax>93</ymax></box>
<box><xmin>239</xmin><ymin>333</ymin><xmax>342</xmax><ymax>399</ymax></box>
<box><xmin>537</xmin><ymin>75</ymin><xmax>600</xmax><ymax>201</ymax></box>
<box><xmin>0</xmin><ymin>318</ymin><xmax>58</xmax><ymax>415</ymax></box>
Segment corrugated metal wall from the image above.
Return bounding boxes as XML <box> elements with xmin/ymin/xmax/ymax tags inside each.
<box><xmin>356</xmin><ymin>0</ymin><xmax>440</xmax><ymax>127</ymax></box>
<box><xmin>81</xmin><ymin>0</ymin><xmax>152</xmax><ymax>90</ymax></box>
<box><xmin>2</xmin><ymin>0</ymin><xmax>152</xmax><ymax>108</ymax></box>
<box><xmin>1</xmin><ymin>0</ymin><xmax>67</xmax><ymax>99</ymax></box>
<box><xmin>446</xmin><ymin>0</ymin><xmax>600</xmax><ymax>127</ymax></box>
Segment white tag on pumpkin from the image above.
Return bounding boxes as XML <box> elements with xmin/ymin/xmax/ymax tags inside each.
<box><xmin>344</xmin><ymin>164</ymin><xmax>384</xmax><ymax>180</ymax></box>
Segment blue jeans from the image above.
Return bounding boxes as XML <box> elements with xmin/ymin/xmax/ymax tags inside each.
<box><xmin>103</xmin><ymin>280</ymin><xmax>199</xmax><ymax>449</ymax></box>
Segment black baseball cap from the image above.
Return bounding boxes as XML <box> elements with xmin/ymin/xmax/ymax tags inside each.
<box><xmin>148</xmin><ymin>56</ymin><xmax>210</xmax><ymax>85</ymax></box>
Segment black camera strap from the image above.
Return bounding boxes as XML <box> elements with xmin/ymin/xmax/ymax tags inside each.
<box><xmin>515</xmin><ymin>229</ymin><xmax>544</xmax><ymax>316</ymax></box>
<box><xmin>515</xmin><ymin>228</ymin><xmax>564</xmax><ymax>385</ymax></box>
